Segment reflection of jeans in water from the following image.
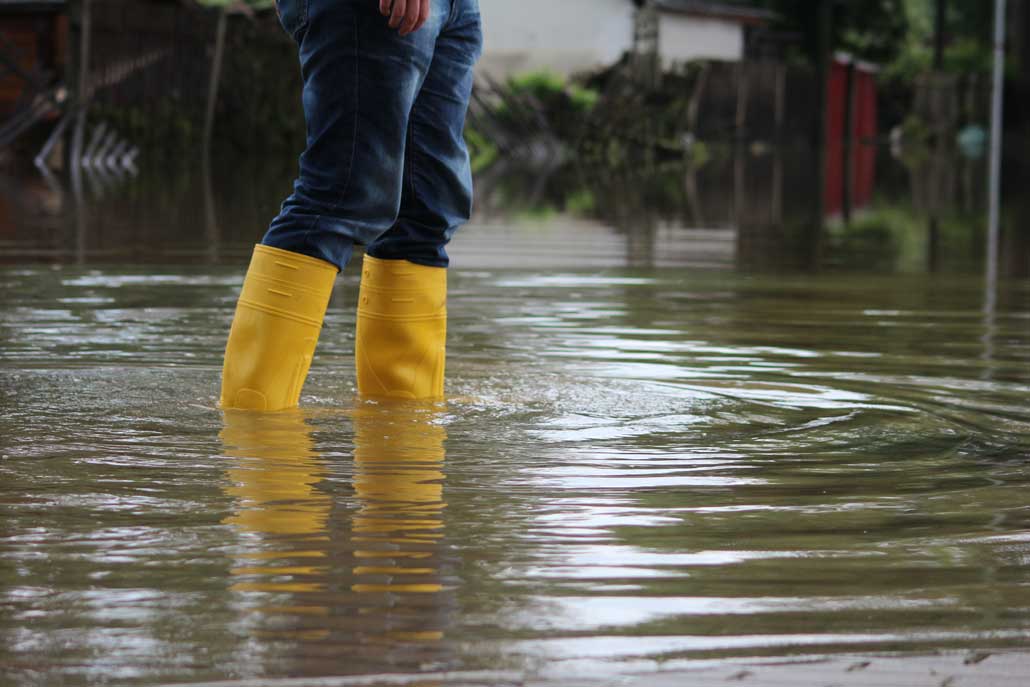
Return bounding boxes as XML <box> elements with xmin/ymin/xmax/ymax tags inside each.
<box><xmin>262</xmin><ymin>0</ymin><xmax>483</xmax><ymax>271</ymax></box>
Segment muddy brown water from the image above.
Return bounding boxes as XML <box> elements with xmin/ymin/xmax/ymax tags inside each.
<box><xmin>1</xmin><ymin>156</ymin><xmax>1030</xmax><ymax>685</ymax></box>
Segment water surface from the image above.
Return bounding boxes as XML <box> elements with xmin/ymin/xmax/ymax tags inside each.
<box><xmin>2</xmin><ymin>258</ymin><xmax>1029</xmax><ymax>685</ymax></box>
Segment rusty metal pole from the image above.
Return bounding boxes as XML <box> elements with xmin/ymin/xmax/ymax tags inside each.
<box><xmin>71</xmin><ymin>0</ymin><xmax>91</xmax><ymax>175</ymax></box>
<box><xmin>986</xmin><ymin>0</ymin><xmax>1006</xmax><ymax>306</ymax></box>
<box><xmin>807</xmin><ymin>0</ymin><xmax>833</xmax><ymax>271</ymax></box>
<box><xmin>928</xmin><ymin>0</ymin><xmax>946</xmax><ymax>270</ymax></box>
<box><xmin>71</xmin><ymin>0</ymin><xmax>92</xmax><ymax>265</ymax></box>
<box><xmin>203</xmin><ymin>7</ymin><xmax>228</xmax><ymax>156</ymax></box>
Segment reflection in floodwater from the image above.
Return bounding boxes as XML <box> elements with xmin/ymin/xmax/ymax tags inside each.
<box><xmin>351</xmin><ymin>405</ymin><xmax>448</xmax><ymax>643</ymax></box>
<box><xmin>2</xmin><ymin>144</ymin><xmax>1026</xmax><ymax>274</ymax></box>
<box><xmin>222</xmin><ymin>410</ymin><xmax>331</xmax><ymax>600</ymax></box>
<box><xmin>2</xmin><ymin>130</ymin><xmax>1030</xmax><ymax>683</ymax></box>
<box><xmin>2</xmin><ymin>259</ymin><xmax>1030</xmax><ymax>683</ymax></box>
<box><xmin>220</xmin><ymin>404</ymin><xmax>450</xmax><ymax>674</ymax></box>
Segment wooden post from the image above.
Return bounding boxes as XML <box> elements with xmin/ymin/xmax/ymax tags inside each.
<box><xmin>735</xmin><ymin>62</ymin><xmax>750</xmax><ymax>139</ymax></box>
<box><xmin>70</xmin><ymin>0</ymin><xmax>92</xmax><ymax>266</ymax></box>
<box><xmin>687</xmin><ymin>62</ymin><xmax>709</xmax><ymax>134</ymax></box>
<box><xmin>841</xmin><ymin>59</ymin><xmax>855</xmax><ymax>225</ymax></box>
<box><xmin>71</xmin><ymin>0</ymin><xmax>92</xmax><ymax>174</ymax></box>
<box><xmin>203</xmin><ymin>7</ymin><xmax>228</xmax><ymax>156</ymax></box>
<box><xmin>733</xmin><ymin>143</ymin><xmax>745</xmax><ymax>227</ymax></box>
<box><xmin>986</xmin><ymin>0</ymin><xmax>1007</xmax><ymax>310</ymax></box>
<box><xmin>807</xmin><ymin>0</ymin><xmax>833</xmax><ymax>270</ymax></box>
<box><xmin>774</xmin><ymin>63</ymin><xmax>786</xmax><ymax>141</ymax></box>
<box><xmin>927</xmin><ymin>0</ymin><xmax>947</xmax><ymax>266</ymax></box>
<box><xmin>202</xmin><ymin>7</ymin><xmax>225</xmax><ymax>265</ymax></box>
<box><xmin>934</xmin><ymin>0</ymin><xmax>946</xmax><ymax>70</ymax></box>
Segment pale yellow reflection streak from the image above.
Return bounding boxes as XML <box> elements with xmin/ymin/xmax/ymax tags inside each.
<box><xmin>351</xmin><ymin>403</ymin><xmax>447</xmax><ymax>642</ymax></box>
<box><xmin>221</xmin><ymin>409</ymin><xmax>331</xmax><ymax>602</ymax></box>
<box><xmin>220</xmin><ymin>404</ymin><xmax>448</xmax><ymax>647</ymax></box>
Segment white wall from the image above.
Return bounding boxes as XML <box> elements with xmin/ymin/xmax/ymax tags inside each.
<box><xmin>477</xmin><ymin>0</ymin><xmax>635</xmax><ymax>81</ymax></box>
<box><xmin>657</xmin><ymin>14</ymin><xmax>744</xmax><ymax>65</ymax></box>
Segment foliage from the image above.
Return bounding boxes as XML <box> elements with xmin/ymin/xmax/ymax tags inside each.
<box><xmin>883</xmin><ymin>0</ymin><xmax>994</xmax><ymax>82</ymax></box>
<box><xmin>825</xmin><ymin>208</ymin><xmax>903</xmax><ymax>272</ymax></box>
<box><xmin>464</xmin><ymin>126</ymin><xmax>498</xmax><ymax>174</ymax></box>
<box><xmin>824</xmin><ymin>193</ymin><xmax>991</xmax><ymax>273</ymax></box>
<box><xmin>485</xmin><ymin>70</ymin><xmax>601</xmax><ymax>146</ymax></box>
<box><xmin>737</xmin><ymin>0</ymin><xmax>995</xmax><ymax>83</ymax></box>
<box><xmin>738</xmin><ymin>0</ymin><xmax>910</xmax><ymax>65</ymax></box>
<box><xmin>213</xmin><ymin>13</ymin><xmax>306</xmax><ymax>154</ymax></box>
<box><xmin>508</xmin><ymin>72</ymin><xmax>594</xmax><ymax>107</ymax></box>
<box><xmin>503</xmin><ymin>71</ymin><xmax>600</xmax><ymax>117</ymax></box>
<box><xmin>93</xmin><ymin>97</ymin><xmax>199</xmax><ymax>159</ymax></box>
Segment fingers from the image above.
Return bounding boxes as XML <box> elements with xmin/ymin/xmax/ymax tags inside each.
<box><xmin>413</xmin><ymin>0</ymin><xmax>431</xmax><ymax>33</ymax></box>
<box><xmin>384</xmin><ymin>0</ymin><xmax>430</xmax><ymax>36</ymax></box>
<box><xmin>388</xmin><ymin>0</ymin><xmax>406</xmax><ymax>29</ymax></box>
<box><xmin>397</xmin><ymin>0</ymin><xmax>422</xmax><ymax>35</ymax></box>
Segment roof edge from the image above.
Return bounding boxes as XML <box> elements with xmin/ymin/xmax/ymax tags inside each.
<box><xmin>652</xmin><ymin>0</ymin><xmax>777</xmax><ymax>25</ymax></box>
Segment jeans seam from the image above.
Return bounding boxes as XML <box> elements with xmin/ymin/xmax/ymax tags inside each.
<box><xmin>304</xmin><ymin>10</ymin><xmax>361</xmax><ymax>250</ymax></box>
<box><xmin>277</xmin><ymin>0</ymin><xmax>309</xmax><ymax>40</ymax></box>
<box><xmin>406</xmin><ymin>107</ymin><xmax>419</xmax><ymax>217</ymax></box>
<box><xmin>294</xmin><ymin>0</ymin><xmax>308</xmax><ymax>36</ymax></box>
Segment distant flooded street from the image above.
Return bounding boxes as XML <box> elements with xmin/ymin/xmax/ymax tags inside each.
<box><xmin>3</xmin><ymin>142</ymin><xmax>1029</xmax><ymax>275</ymax></box>
<box><xmin>2</xmin><ymin>147</ymin><xmax>1030</xmax><ymax>684</ymax></box>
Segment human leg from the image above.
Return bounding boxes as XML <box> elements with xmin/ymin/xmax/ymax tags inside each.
<box><xmin>356</xmin><ymin>1</ymin><xmax>482</xmax><ymax>399</ymax></box>
<box><xmin>261</xmin><ymin>0</ymin><xmax>451</xmax><ymax>270</ymax></box>
<box><xmin>222</xmin><ymin>0</ymin><xmax>452</xmax><ymax>410</ymax></box>
<box><xmin>365</xmin><ymin>0</ymin><xmax>483</xmax><ymax>268</ymax></box>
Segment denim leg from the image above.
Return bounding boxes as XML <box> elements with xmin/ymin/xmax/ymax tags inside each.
<box><xmin>262</xmin><ymin>0</ymin><xmax>450</xmax><ymax>270</ymax></box>
<box><xmin>365</xmin><ymin>1</ymin><xmax>483</xmax><ymax>269</ymax></box>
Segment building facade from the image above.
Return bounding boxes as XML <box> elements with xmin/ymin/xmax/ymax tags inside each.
<box><xmin>477</xmin><ymin>0</ymin><xmax>772</xmax><ymax>81</ymax></box>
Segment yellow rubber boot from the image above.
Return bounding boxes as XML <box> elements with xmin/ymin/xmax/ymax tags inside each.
<box><xmin>355</xmin><ymin>255</ymin><xmax>447</xmax><ymax>400</ymax></box>
<box><xmin>221</xmin><ymin>245</ymin><xmax>337</xmax><ymax>411</ymax></box>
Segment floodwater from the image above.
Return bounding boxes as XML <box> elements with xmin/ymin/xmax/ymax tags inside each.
<box><xmin>2</xmin><ymin>149</ymin><xmax>1030</xmax><ymax>685</ymax></box>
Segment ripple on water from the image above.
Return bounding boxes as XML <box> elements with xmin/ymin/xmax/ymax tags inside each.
<box><xmin>1</xmin><ymin>267</ymin><xmax>1030</xmax><ymax>683</ymax></box>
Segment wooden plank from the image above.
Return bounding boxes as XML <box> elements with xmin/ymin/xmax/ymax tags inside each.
<box><xmin>0</xmin><ymin>24</ymin><xmax>42</xmax><ymax>111</ymax></box>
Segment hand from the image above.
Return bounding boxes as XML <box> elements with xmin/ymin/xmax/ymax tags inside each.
<box><xmin>379</xmin><ymin>0</ymin><xmax>431</xmax><ymax>36</ymax></box>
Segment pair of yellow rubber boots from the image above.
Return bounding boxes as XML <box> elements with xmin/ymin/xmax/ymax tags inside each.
<box><xmin>220</xmin><ymin>245</ymin><xmax>446</xmax><ymax>410</ymax></box>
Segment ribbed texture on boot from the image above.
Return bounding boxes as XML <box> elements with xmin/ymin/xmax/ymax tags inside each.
<box><xmin>221</xmin><ymin>245</ymin><xmax>337</xmax><ymax>411</ymax></box>
<box><xmin>355</xmin><ymin>255</ymin><xmax>447</xmax><ymax>400</ymax></box>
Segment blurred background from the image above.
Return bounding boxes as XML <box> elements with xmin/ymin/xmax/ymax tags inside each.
<box><xmin>1</xmin><ymin>0</ymin><xmax>1028</xmax><ymax>274</ymax></box>
<box><xmin>5</xmin><ymin>4</ymin><xmax>1030</xmax><ymax>685</ymax></box>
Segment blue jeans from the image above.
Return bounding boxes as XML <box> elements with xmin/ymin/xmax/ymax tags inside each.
<box><xmin>263</xmin><ymin>0</ymin><xmax>482</xmax><ymax>270</ymax></box>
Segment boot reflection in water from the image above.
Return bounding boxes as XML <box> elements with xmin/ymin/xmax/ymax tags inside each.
<box><xmin>220</xmin><ymin>404</ymin><xmax>449</xmax><ymax>647</ymax></box>
<box><xmin>351</xmin><ymin>403</ymin><xmax>448</xmax><ymax>644</ymax></box>
<box><xmin>221</xmin><ymin>408</ymin><xmax>331</xmax><ymax>635</ymax></box>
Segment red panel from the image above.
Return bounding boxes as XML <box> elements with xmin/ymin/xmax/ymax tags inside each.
<box><xmin>850</xmin><ymin>70</ymin><xmax>877</xmax><ymax>209</ymax></box>
<box><xmin>824</xmin><ymin>59</ymin><xmax>849</xmax><ymax>216</ymax></box>
<box><xmin>825</xmin><ymin>59</ymin><xmax>879</xmax><ymax>217</ymax></box>
<box><xmin>0</xmin><ymin>22</ymin><xmax>41</xmax><ymax>114</ymax></box>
